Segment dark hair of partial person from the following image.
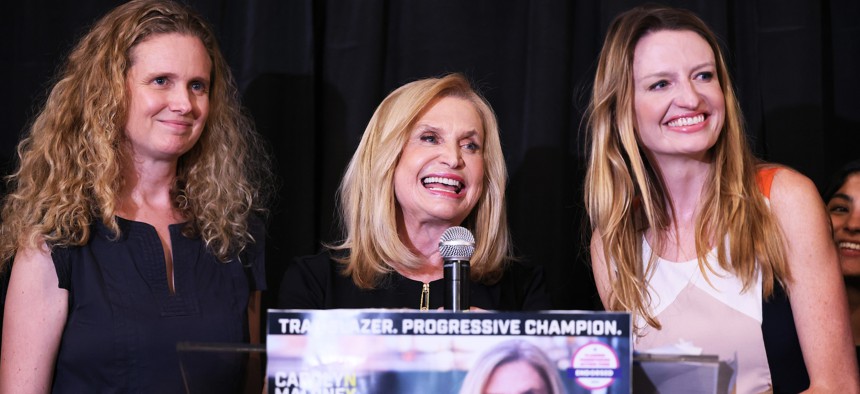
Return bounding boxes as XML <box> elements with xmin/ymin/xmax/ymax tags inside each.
<box><xmin>823</xmin><ymin>159</ymin><xmax>860</xmax><ymax>202</ymax></box>
<box><xmin>583</xmin><ymin>4</ymin><xmax>789</xmax><ymax>330</ymax></box>
<box><xmin>0</xmin><ymin>0</ymin><xmax>272</xmax><ymax>270</ymax></box>
<box><xmin>329</xmin><ymin>73</ymin><xmax>512</xmax><ymax>289</ymax></box>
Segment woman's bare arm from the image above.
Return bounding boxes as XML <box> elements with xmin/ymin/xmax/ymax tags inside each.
<box><xmin>770</xmin><ymin>169</ymin><xmax>859</xmax><ymax>393</ymax></box>
<box><xmin>0</xmin><ymin>244</ymin><xmax>68</xmax><ymax>394</ymax></box>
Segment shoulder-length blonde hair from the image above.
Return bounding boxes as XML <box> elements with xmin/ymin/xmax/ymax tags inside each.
<box><xmin>331</xmin><ymin>73</ymin><xmax>511</xmax><ymax>289</ymax></box>
<box><xmin>459</xmin><ymin>340</ymin><xmax>565</xmax><ymax>394</ymax></box>
<box><xmin>0</xmin><ymin>0</ymin><xmax>270</xmax><ymax>269</ymax></box>
<box><xmin>584</xmin><ymin>5</ymin><xmax>789</xmax><ymax>329</ymax></box>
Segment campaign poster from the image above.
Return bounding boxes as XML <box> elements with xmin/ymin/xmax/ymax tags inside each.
<box><xmin>267</xmin><ymin>310</ymin><xmax>631</xmax><ymax>394</ymax></box>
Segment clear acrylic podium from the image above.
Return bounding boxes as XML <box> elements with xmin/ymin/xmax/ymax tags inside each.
<box><xmin>177</xmin><ymin>342</ymin><xmax>265</xmax><ymax>394</ymax></box>
<box><xmin>632</xmin><ymin>353</ymin><xmax>730</xmax><ymax>394</ymax></box>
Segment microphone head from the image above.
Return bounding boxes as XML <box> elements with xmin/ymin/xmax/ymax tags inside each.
<box><xmin>439</xmin><ymin>226</ymin><xmax>475</xmax><ymax>260</ymax></box>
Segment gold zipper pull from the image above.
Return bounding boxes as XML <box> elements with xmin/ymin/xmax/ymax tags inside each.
<box><xmin>419</xmin><ymin>283</ymin><xmax>430</xmax><ymax>311</ymax></box>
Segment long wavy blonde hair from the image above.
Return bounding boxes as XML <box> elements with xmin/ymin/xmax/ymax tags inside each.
<box><xmin>0</xmin><ymin>0</ymin><xmax>270</xmax><ymax>270</ymax></box>
<box><xmin>584</xmin><ymin>5</ymin><xmax>790</xmax><ymax>329</ymax></box>
<box><xmin>331</xmin><ymin>73</ymin><xmax>511</xmax><ymax>289</ymax></box>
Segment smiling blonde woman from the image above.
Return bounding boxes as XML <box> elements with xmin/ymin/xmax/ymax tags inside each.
<box><xmin>584</xmin><ymin>4</ymin><xmax>858</xmax><ymax>393</ymax></box>
<box><xmin>279</xmin><ymin>74</ymin><xmax>551</xmax><ymax>311</ymax></box>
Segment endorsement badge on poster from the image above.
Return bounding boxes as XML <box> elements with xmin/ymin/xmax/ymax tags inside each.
<box><xmin>571</xmin><ymin>342</ymin><xmax>621</xmax><ymax>390</ymax></box>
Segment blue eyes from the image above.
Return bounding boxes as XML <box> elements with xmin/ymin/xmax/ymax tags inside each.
<box><xmin>151</xmin><ymin>77</ymin><xmax>208</xmax><ymax>93</ymax></box>
<box><xmin>648</xmin><ymin>71</ymin><xmax>716</xmax><ymax>91</ymax></box>
<box><xmin>462</xmin><ymin>142</ymin><xmax>480</xmax><ymax>152</ymax></box>
<box><xmin>419</xmin><ymin>133</ymin><xmax>481</xmax><ymax>152</ymax></box>
<box><xmin>695</xmin><ymin>71</ymin><xmax>714</xmax><ymax>81</ymax></box>
<box><xmin>649</xmin><ymin>80</ymin><xmax>669</xmax><ymax>90</ymax></box>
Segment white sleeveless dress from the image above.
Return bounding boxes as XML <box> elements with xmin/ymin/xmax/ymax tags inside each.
<box><xmin>635</xmin><ymin>239</ymin><xmax>773</xmax><ymax>393</ymax></box>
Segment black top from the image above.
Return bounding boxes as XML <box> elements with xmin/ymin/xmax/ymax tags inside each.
<box><xmin>278</xmin><ymin>250</ymin><xmax>553</xmax><ymax>311</ymax></box>
<box><xmin>761</xmin><ymin>279</ymin><xmax>810</xmax><ymax>393</ymax></box>
<box><xmin>50</xmin><ymin>217</ymin><xmax>265</xmax><ymax>394</ymax></box>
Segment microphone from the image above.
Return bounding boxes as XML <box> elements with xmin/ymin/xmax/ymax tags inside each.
<box><xmin>439</xmin><ymin>226</ymin><xmax>475</xmax><ymax>312</ymax></box>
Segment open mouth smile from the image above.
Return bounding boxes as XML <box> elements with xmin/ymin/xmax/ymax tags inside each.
<box><xmin>422</xmin><ymin>176</ymin><xmax>463</xmax><ymax>194</ymax></box>
<box><xmin>838</xmin><ymin>241</ymin><xmax>860</xmax><ymax>251</ymax></box>
<box><xmin>667</xmin><ymin>114</ymin><xmax>705</xmax><ymax>127</ymax></box>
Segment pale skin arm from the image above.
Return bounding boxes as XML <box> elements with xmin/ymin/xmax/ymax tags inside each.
<box><xmin>769</xmin><ymin>169</ymin><xmax>860</xmax><ymax>393</ymax></box>
<box><xmin>0</xmin><ymin>244</ymin><xmax>68</xmax><ymax>394</ymax></box>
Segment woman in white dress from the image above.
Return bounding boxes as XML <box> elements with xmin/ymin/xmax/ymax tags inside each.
<box><xmin>584</xmin><ymin>4</ymin><xmax>858</xmax><ymax>393</ymax></box>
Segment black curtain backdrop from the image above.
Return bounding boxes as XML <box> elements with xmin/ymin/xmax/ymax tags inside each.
<box><xmin>2</xmin><ymin>0</ymin><xmax>859</xmax><ymax>316</ymax></box>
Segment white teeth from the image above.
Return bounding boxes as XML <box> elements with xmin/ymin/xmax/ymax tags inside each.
<box><xmin>422</xmin><ymin>177</ymin><xmax>462</xmax><ymax>188</ymax></box>
<box><xmin>838</xmin><ymin>242</ymin><xmax>860</xmax><ymax>251</ymax></box>
<box><xmin>668</xmin><ymin>114</ymin><xmax>705</xmax><ymax>127</ymax></box>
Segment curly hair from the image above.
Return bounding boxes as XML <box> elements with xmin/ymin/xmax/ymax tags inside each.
<box><xmin>0</xmin><ymin>0</ymin><xmax>271</xmax><ymax>270</ymax></box>
<box><xmin>583</xmin><ymin>5</ymin><xmax>789</xmax><ymax>330</ymax></box>
<box><xmin>330</xmin><ymin>73</ymin><xmax>512</xmax><ymax>289</ymax></box>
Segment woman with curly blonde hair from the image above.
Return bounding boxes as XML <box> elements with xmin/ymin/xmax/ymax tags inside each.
<box><xmin>0</xmin><ymin>0</ymin><xmax>270</xmax><ymax>392</ymax></box>
<box><xmin>584</xmin><ymin>4</ymin><xmax>857</xmax><ymax>393</ymax></box>
<box><xmin>279</xmin><ymin>73</ymin><xmax>550</xmax><ymax>311</ymax></box>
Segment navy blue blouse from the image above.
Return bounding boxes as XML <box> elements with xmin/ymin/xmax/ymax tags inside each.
<box><xmin>50</xmin><ymin>217</ymin><xmax>265</xmax><ymax>393</ymax></box>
